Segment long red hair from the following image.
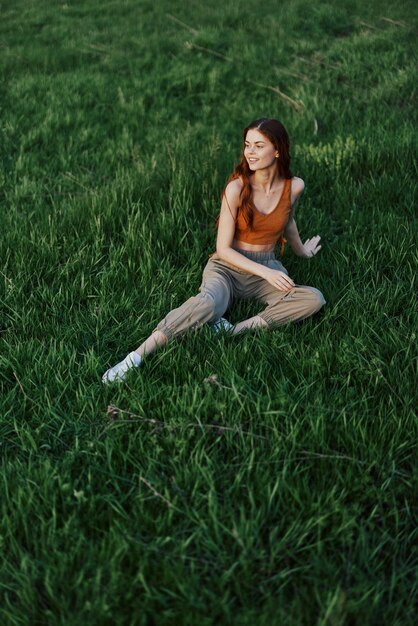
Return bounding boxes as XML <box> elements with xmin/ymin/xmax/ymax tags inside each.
<box><xmin>218</xmin><ymin>118</ymin><xmax>293</xmax><ymax>230</ymax></box>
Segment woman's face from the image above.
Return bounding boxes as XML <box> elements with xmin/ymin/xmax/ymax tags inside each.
<box><xmin>244</xmin><ymin>129</ymin><xmax>278</xmax><ymax>171</ymax></box>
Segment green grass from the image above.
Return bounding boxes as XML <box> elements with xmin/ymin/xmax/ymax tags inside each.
<box><xmin>0</xmin><ymin>0</ymin><xmax>417</xmax><ymax>624</ymax></box>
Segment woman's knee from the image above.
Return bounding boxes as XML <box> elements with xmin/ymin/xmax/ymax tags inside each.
<box><xmin>193</xmin><ymin>291</ymin><xmax>225</xmax><ymax>320</ymax></box>
<box><xmin>199</xmin><ymin>280</ymin><xmax>230</xmax><ymax>315</ymax></box>
<box><xmin>306</xmin><ymin>287</ymin><xmax>326</xmax><ymax>313</ymax></box>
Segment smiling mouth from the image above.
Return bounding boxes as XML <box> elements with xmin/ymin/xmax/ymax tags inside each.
<box><xmin>248</xmin><ymin>158</ymin><xmax>258</xmax><ymax>163</ymax></box>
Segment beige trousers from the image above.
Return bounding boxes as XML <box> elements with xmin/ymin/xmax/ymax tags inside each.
<box><xmin>153</xmin><ymin>249</ymin><xmax>325</xmax><ymax>340</ymax></box>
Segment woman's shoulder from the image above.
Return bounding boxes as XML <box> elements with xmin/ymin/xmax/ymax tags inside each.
<box><xmin>289</xmin><ymin>176</ymin><xmax>305</xmax><ymax>209</ymax></box>
<box><xmin>224</xmin><ymin>177</ymin><xmax>244</xmax><ymax>200</ymax></box>
<box><xmin>291</xmin><ymin>176</ymin><xmax>305</xmax><ymax>196</ymax></box>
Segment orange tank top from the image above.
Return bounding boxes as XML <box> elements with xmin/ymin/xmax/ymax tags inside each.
<box><xmin>234</xmin><ymin>178</ymin><xmax>292</xmax><ymax>245</ymax></box>
<box><xmin>209</xmin><ymin>178</ymin><xmax>292</xmax><ymax>257</ymax></box>
<box><xmin>234</xmin><ymin>178</ymin><xmax>292</xmax><ymax>254</ymax></box>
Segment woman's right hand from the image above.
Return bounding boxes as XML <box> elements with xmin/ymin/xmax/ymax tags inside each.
<box><xmin>261</xmin><ymin>268</ymin><xmax>295</xmax><ymax>291</ymax></box>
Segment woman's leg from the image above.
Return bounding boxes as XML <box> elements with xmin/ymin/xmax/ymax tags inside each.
<box><xmin>102</xmin><ymin>266</ymin><xmax>232</xmax><ymax>383</ymax></box>
<box><xmin>231</xmin><ymin>315</ymin><xmax>268</xmax><ymax>335</ymax></box>
<box><xmin>134</xmin><ymin>330</ymin><xmax>168</xmax><ymax>357</ymax></box>
<box><xmin>229</xmin><ymin>255</ymin><xmax>325</xmax><ymax>333</ymax></box>
<box><xmin>101</xmin><ymin>330</ymin><xmax>169</xmax><ymax>384</ymax></box>
<box><xmin>152</xmin><ymin>270</ymin><xmax>232</xmax><ymax>341</ymax></box>
<box><xmin>256</xmin><ymin>283</ymin><xmax>326</xmax><ymax>329</ymax></box>
<box><xmin>229</xmin><ymin>285</ymin><xmax>325</xmax><ymax>336</ymax></box>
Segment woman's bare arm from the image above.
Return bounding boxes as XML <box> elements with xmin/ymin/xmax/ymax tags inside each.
<box><xmin>215</xmin><ymin>180</ymin><xmax>268</xmax><ymax>276</ymax></box>
<box><xmin>284</xmin><ymin>178</ymin><xmax>322</xmax><ymax>258</ymax></box>
<box><xmin>284</xmin><ymin>217</ymin><xmax>309</xmax><ymax>256</ymax></box>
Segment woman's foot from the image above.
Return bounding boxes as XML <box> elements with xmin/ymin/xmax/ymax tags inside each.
<box><xmin>102</xmin><ymin>351</ymin><xmax>142</xmax><ymax>384</ymax></box>
<box><xmin>209</xmin><ymin>317</ymin><xmax>234</xmax><ymax>334</ymax></box>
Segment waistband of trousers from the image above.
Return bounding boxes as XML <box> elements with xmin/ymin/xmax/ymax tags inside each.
<box><xmin>233</xmin><ymin>249</ymin><xmax>276</xmax><ymax>262</ymax></box>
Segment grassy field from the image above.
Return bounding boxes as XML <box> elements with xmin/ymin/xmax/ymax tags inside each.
<box><xmin>1</xmin><ymin>0</ymin><xmax>417</xmax><ymax>624</ymax></box>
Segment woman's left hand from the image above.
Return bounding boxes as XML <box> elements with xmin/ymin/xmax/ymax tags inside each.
<box><xmin>302</xmin><ymin>235</ymin><xmax>322</xmax><ymax>257</ymax></box>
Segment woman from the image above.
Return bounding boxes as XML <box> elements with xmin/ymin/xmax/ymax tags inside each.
<box><xmin>102</xmin><ymin>118</ymin><xmax>325</xmax><ymax>383</ymax></box>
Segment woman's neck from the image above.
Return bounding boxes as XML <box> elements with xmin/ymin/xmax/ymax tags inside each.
<box><xmin>251</xmin><ymin>166</ymin><xmax>284</xmax><ymax>194</ymax></box>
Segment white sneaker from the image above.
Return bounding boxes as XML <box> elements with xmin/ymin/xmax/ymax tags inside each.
<box><xmin>102</xmin><ymin>351</ymin><xmax>142</xmax><ymax>384</ymax></box>
<box><xmin>209</xmin><ymin>317</ymin><xmax>234</xmax><ymax>334</ymax></box>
